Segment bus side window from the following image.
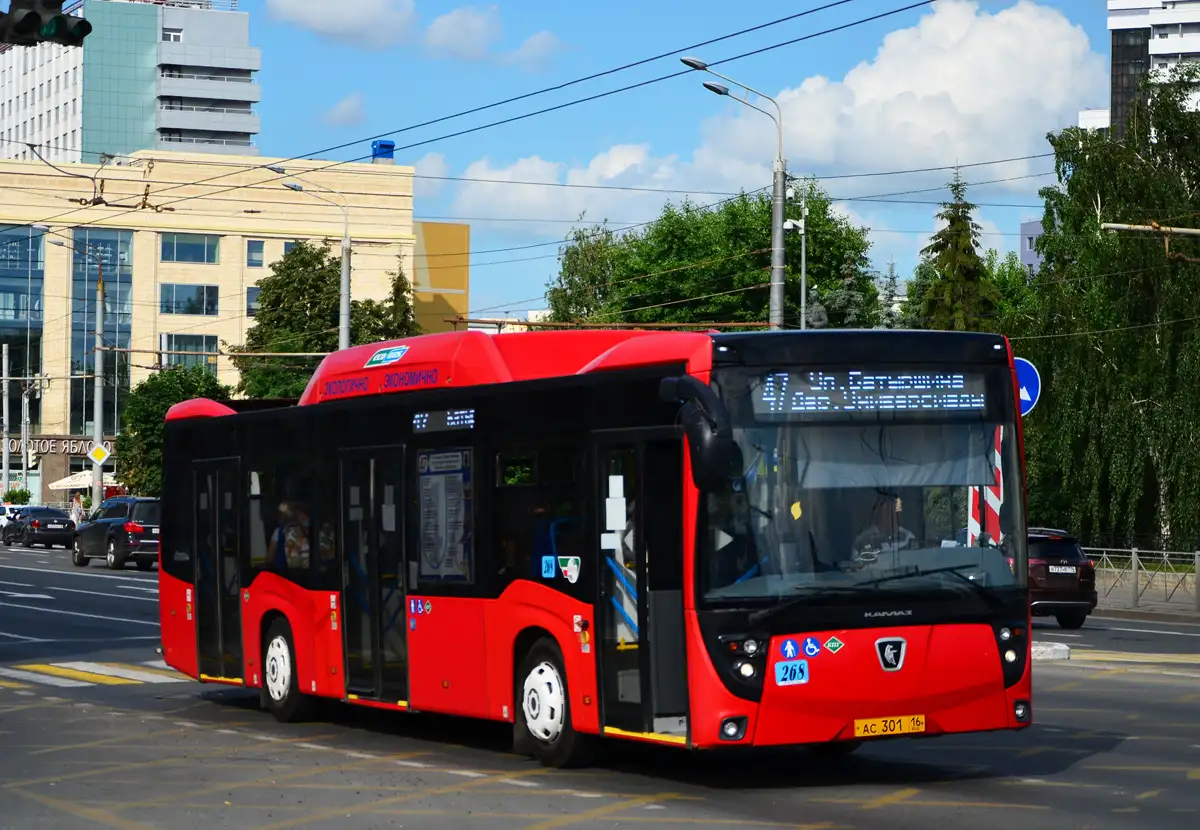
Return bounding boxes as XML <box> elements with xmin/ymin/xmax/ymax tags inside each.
<box><xmin>492</xmin><ymin>447</ymin><xmax>584</xmax><ymax>591</ymax></box>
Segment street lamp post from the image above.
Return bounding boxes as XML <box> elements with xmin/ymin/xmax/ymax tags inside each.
<box><xmin>682</xmin><ymin>57</ymin><xmax>788</xmax><ymax>330</ymax></box>
<box><xmin>272</xmin><ymin>167</ymin><xmax>352</xmax><ymax>350</ymax></box>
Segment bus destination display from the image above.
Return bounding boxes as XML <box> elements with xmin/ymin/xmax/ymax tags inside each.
<box><xmin>753</xmin><ymin>370</ymin><xmax>987</xmax><ymax>416</ymax></box>
<box><xmin>413</xmin><ymin>408</ymin><xmax>476</xmax><ymax>432</ymax></box>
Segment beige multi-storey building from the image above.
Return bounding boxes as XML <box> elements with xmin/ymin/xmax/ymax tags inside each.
<box><xmin>0</xmin><ymin>149</ymin><xmax>470</xmax><ymax>500</ymax></box>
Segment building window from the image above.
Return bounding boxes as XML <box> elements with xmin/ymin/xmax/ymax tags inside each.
<box><xmin>163</xmin><ymin>333</ymin><xmax>218</xmax><ymax>373</ymax></box>
<box><xmin>246</xmin><ymin>286</ymin><xmax>261</xmax><ymax>317</ymax></box>
<box><xmin>1027</xmin><ymin>236</ymin><xmax>1035</xmax><ymax>250</ymax></box>
<box><xmin>160</xmin><ymin>283</ymin><xmax>218</xmax><ymax>316</ymax></box>
<box><xmin>162</xmin><ymin>28</ymin><xmax>182</xmax><ymax>43</ymax></box>
<box><xmin>161</xmin><ymin>232</ymin><xmax>220</xmax><ymax>264</ymax></box>
<box><xmin>246</xmin><ymin>239</ymin><xmax>264</xmax><ymax>268</ymax></box>
<box><xmin>283</xmin><ymin>241</ymin><xmax>298</xmax><ymax>254</ymax></box>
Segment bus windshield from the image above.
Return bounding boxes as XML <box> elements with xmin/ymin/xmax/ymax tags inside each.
<box><xmin>700</xmin><ymin>365</ymin><xmax>1027</xmax><ymax>606</ymax></box>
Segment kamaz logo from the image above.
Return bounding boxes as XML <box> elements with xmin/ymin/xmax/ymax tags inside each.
<box><xmin>864</xmin><ymin>609</ymin><xmax>912</xmax><ymax>618</ymax></box>
<box><xmin>365</xmin><ymin>345</ymin><xmax>409</xmax><ymax>368</ymax></box>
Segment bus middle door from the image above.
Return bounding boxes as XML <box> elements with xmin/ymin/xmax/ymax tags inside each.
<box><xmin>339</xmin><ymin>446</ymin><xmax>408</xmax><ymax>702</ymax></box>
<box><xmin>593</xmin><ymin>430</ymin><xmax>688</xmax><ymax>741</ymax></box>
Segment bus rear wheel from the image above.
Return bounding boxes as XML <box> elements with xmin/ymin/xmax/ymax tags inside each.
<box><xmin>261</xmin><ymin>618</ymin><xmax>317</xmax><ymax>723</ymax></box>
<box><xmin>515</xmin><ymin>637</ymin><xmax>591</xmax><ymax>768</ymax></box>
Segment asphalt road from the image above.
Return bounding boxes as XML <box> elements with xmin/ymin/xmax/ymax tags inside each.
<box><xmin>1</xmin><ymin>546</ymin><xmax>1198</xmax><ymax>829</ymax></box>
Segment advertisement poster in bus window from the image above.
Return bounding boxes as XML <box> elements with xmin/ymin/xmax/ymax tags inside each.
<box><xmin>418</xmin><ymin>449</ymin><xmax>473</xmax><ymax>581</ymax></box>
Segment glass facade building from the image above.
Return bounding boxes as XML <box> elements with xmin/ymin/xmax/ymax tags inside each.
<box><xmin>0</xmin><ymin>226</ymin><xmax>44</xmax><ymax>432</ymax></box>
<box><xmin>70</xmin><ymin>228</ymin><xmax>133</xmax><ymax>436</ymax></box>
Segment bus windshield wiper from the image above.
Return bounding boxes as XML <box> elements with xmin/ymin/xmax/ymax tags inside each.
<box><xmin>746</xmin><ymin>585</ymin><xmax>865</xmax><ymax>627</ymax></box>
<box><xmin>857</xmin><ymin>564</ymin><xmax>1002</xmax><ymax>606</ymax></box>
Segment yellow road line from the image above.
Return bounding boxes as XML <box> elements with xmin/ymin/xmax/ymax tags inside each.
<box><xmin>518</xmin><ymin>794</ymin><xmax>680</xmax><ymax>830</ymax></box>
<box><xmin>13</xmin><ymin>664</ymin><xmax>138</xmax><ymax>686</ymax></box>
<box><xmin>0</xmin><ymin>679</ymin><xmax>28</xmax><ymax>688</ymax></box>
<box><xmin>1137</xmin><ymin>790</ymin><xmax>1162</xmax><ymax>800</ymax></box>
<box><xmin>860</xmin><ymin>788</ymin><xmax>920</xmax><ymax>810</ymax></box>
<box><xmin>7</xmin><ymin>787</ymin><xmax>155</xmax><ymax>830</ymax></box>
<box><xmin>100</xmin><ymin>662</ymin><xmax>184</xmax><ymax>680</ymax></box>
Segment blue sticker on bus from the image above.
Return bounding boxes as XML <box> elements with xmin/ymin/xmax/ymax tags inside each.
<box><xmin>541</xmin><ymin>555</ymin><xmax>557</xmax><ymax>578</ymax></box>
<box><xmin>775</xmin><ymin>659</ymin><xmax>809</xmax><ymax>686</ymax></box>
<box><xmin>780</xmin><ymin>638</ymin><xmax>800</xmax><ymax>660</ymax></box>
<box><xmin>803</xmin><ymin>636</ymin><xmax>822</xmax><ymax>657</ymax></box>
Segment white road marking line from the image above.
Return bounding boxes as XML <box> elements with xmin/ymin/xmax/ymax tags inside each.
<box><xmin>52</xmin><ymin>661</ymin><xmax>185</xmax><ymax>684</ymax></box>
<box><xmin>499</xmin><ymin>779</ymin><xmax>540</xmax><ymax>788</ymax></box>
<box><xmin>394</xmin><ymin>760</ymin><xmax>428</xmax><ymax>768</ymax></box>
<box><xmin>0</xmin><ymin>602</ymin><xmax>158</xmax><ymax>626</ymax></box>
<box><xmin>569</xmin><ymin>792</ymin><xmax>604</xmax><ymax>799</ymax></box>
<box><xmin>447</xmin><ymin>770</ymin><xmax>486</xmax><ymax>778</ymax></box>
<box><xmin>251</xmin><ymin>735</ymin><xmax>282</xmax><ymax>742</ymax></box>
<box><xmin>142</xmin><ymin>660</ymin><xmax>172</xmax><ymax>671</ymax></box>
<box><xmin>344</xmin><ymin>751</ymin><xmax>376</xmax><ymax>760</ymax></box>
<box><xmin>1105</xmin><ymin>626</ymin><xmax>1200</xmax><ymax>638</ymax></box>
<box><xmin>296</xmin><ymin>743</ymin><xmax>330</xmax><ymax>751</ymax></box>
<box><xmin>645</xmin><ymin>805</ymin><xmax>666</xmax><ymax>810</ymax></box>
<box><xmin>7</xmin><ymin>584</ymin><xmax>159</xmax><ymax>604</ymax></box>
<box><xmin>42</xmin><ymin>696</ymin><xmax>65</xmax><ymax>702</ymax></box>
<box><xmin>118</xmin><ymin>586</ymin><xmax>159</xmax><ymax>594</ymax></box>
<box><xmin>14</xmin><ymin>690</ymin><xmax>33</xmax><ymax>696</ymax></box>
<box><xmin>0</xmin><ymin>563</ymin><xmax>157</xmax><ymax>582</ymax></box>
<box><xmin>0</xmin><ymin>630</ymin><xmax>43</xmax><ymax>642</ymax></box>
<box><xmin>173</xmin><ymin>721</ymin><xmax>200</xmax><ymax>728</ymax></box>
<box><xmin>216</xmin><ymin>729</ymin><xmax>239</xmax><ymax>735</ymax></box>
<box><xmin>0</xmin><ymin>580</ymin><xmax>35</xmax><ymax>588</ymax></box>
<box><xmin>0</xmin><ymin>667</ymin><xmax>91</xmax><ymax>687</ymax></box>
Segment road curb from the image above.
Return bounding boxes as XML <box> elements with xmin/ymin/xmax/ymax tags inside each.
<box><xmin>1031</xmin><ymin>642</ymin><xmax>1071</xmax><ymax>661</ymax></box>
<box><xmin>1094</xmin><ymin>607</ymin><xmax>1200</xmax><ymax>624</ymax></box>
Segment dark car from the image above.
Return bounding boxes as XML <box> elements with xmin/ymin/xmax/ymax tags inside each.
<box><xmin>1</xmin><ymin>506</ymin><xmax>75</xmax><ymax>548</ymax></box>
<box><xmin>73</xmin><ymin>496</ymin><xmax>161</xmax><ymax>570</ymax></box>
<box><xmin>1028</xmin><ymin>527</ymin><xmax>1097</xmax><ymax>629</ymax></box>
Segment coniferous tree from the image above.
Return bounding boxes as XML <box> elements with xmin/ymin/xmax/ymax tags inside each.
<box><xmin>919</xmin><ymin>171</ymin><xmax>1000</xmax><ymax>331</ymax></box>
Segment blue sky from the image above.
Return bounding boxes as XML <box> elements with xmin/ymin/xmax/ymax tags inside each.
<box><xmin>246</xmin><ymin>0</ymin><xmax>1108</xmax><ymax>317</ymax></box>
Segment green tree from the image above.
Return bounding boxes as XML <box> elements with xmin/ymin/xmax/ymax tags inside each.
<box><xmin>919</xmin><ymin>171</ymin><xmax>1000</xmax><ymax>331</ymax></box>
<box><xmin>231</xmin><ymin>242</ymin><xmax>421</xmax><ymax>399</ymax></box>
<box><xmin>900</xmin><ymin>257</ymin><xmax>939</xmax><ymax>328</ymax></box>
<box><xmin>547</xmin><ymin>184</ymin><xmax>876</xmax><ymax>329</ymax></box>
<box><xmin>3</xmin><ymin>488</ymin><xmax>30</xmax><ymax>505</ymax></box>
<box><xmin>875</xmin><ymin>259</ymin><xmax>902</xmax><ymax>329</ymax></box>
<box><xmin>1009</xmin><ymin>62</ymin><xmax>1200</xmax><ymax>547</ymax></box>
<box><xmin>983</xmin><ymin>248</ymin><xmax>1032</xmax><ymax>331</ymax></box>
<box><xmin>115</xmin><ymin>365</ymin><xmax>232</xmax><ymax>496</ymax></box>
<box><xmin>821</xmin><ymin>249</ymin><xmax>879</xmax><ymax>328</ymax></box>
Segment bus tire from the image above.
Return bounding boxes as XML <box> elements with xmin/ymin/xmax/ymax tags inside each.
<box><xmin>516</xmin><ymin>637</ymin><xmax>592</xmax><ymax>769</ymax></box>
<box><xmin>261</xmin><ymin>617</ymin><xmax>317</xmax><ymax>723</ymax></box>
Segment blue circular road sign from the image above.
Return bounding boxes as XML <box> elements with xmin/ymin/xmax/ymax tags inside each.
<box><xmin>1013</xmin><ymin>357</ymin><xmax>1041</xmax><ymax>416</ymax></box>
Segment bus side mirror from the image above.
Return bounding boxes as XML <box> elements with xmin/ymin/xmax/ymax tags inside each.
<box><xmin>659</xmin><ymin>376</ymin><xmax>742</xmax><ymax>492</ymax></box>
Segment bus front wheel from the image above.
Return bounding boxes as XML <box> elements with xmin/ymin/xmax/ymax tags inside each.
<box><xmin>261</xmin><ymin>618</ymin><xmax>317</xmax><ymax>723</ymax></box>
<box><xmin>515</xmin><ymin>637</ymin><xmax>592</xmax><ymax>768</ymax></box>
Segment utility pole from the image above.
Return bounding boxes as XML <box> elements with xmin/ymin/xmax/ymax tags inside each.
<box><xmin>339</xmin><ymin>215</ymin><xmax>351</xmax><ymax>351</ymax></box>
<box><xmin>769</xmin><ymin>159</ymin><xmax>786</xmax><ymax>330</ymax></box>
<box><xmin>800</xmin><ymin>189</ymin><xmax>808</xmax><ymax>330</ymax></box>
<box><xmin>92</xmin><ymin>257</ymin><xmax>104</xmax><ymax>510</ymax></box>
<box><xmin>2</xmin><ymin>343</ymin><xmax>8</xmax><ymax>496</ymax></box>
<box><xmin>21</xmin><ymin>382</ymin><xmax>29</xmax><ymax>497</ymax></box>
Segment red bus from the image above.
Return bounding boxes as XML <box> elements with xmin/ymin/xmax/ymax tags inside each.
<box><xmin>158</xmin><ymin>328</ymin><xmax>1032</xmax><ymax>767</ymax></box>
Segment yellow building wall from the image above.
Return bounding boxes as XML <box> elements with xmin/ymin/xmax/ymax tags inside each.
<box><xmin>412</xmin><ymin>221</ymin><xmax>470</xmax><ymax>333</ymax></box>
<box><xmin>0</xmin><ymin>150</ymin><xmax>471</xmax><ymax>498</ymax></box>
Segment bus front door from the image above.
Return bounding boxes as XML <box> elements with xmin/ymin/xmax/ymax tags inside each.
<box><xmin>593</xmin><ymin>431</ymin><xmax>689</xmax><ymax>740</ymax></box>
<box><xmin>340</xmin><ymin>447</ymin><xmax>408</xmax><ymax>702</ymax></box>
<box><xmin>194</xmin><ymin>458</ymin><xmax>243</xmax><ymax>683</ymax></box>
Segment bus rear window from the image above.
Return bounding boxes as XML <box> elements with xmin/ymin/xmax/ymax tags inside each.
<box><xmin>1028</xmin><ymin>538</ymin><xmax>1084</xmax><ymax>561</ymax></box>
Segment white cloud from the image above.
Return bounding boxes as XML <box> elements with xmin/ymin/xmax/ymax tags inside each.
<box><xmin>423</xmin><ymin>5</ymin><xmax>563</xmax><ymax>70</ymax></box>
<box><xmin>413</xmin><ymin>152</ymin><xmax>450</xmax><ymax>199</ymax></box>
<box><xmin>450</xmin><ymin>0</ymin><xmax>1104</xmax><ymax>253</ymax></box>
<box><xmin>500</xmin><ymin>31</ymin><xmax>565</xmax><ymax>72</ymax></box>
<box><xmin>425</xmin><ymin>5</ymin><xmax>502</xmax><ymax>61</ymax></box>
<box><xmin>266</xmin><ymin>0</ymin><xmax>417</xmax><ymax>49</ymax></box>
<box><xmin>322</xmin><ymin>92</ymin><xmax>366</xmax><ymax>127</ymax></box>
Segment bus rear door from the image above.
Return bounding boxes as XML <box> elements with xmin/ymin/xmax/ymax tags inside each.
<box><xmin>339</xmin><ymin>446</ymin><xmax>408</xmax><ymax>702</ymax></box>
<box><xmin>194</xmin><ymin>457</ymin><xmax>243</xmax><ymax>683</ymax></box>
<box><xmin>593</xmin><ymin>430</ymin><xmax>689</xmax><ymax>742</ymax></box>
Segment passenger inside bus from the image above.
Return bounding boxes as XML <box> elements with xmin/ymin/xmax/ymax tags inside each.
<box><xmin>267</xmin><ymin>501</ymin><xmax>311</xmax><ymax>572</ymax></box>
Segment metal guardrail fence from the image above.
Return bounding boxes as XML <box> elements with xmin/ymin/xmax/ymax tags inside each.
<box><xmin>1084</xmin><ymin>547</ymin><xmax>1199</xmax><ymax>614</ymax></box>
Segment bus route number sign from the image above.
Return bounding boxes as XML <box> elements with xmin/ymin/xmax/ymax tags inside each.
<box><xmin>774</xmin><ymin>659</ymin><xmax>809</xmax><ymax>686</ymax></box>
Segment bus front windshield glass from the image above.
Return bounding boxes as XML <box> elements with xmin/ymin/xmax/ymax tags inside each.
<box><xmin>701</xmin><ymin>366</ymin><xmax>1027</xmax><ymax>605</ymax></box>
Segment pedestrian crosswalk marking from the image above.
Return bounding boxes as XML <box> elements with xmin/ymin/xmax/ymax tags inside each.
<box><xmin>14</xmin><ymin>664</ymin><xmax>140</xmax><ymax>685</ymax></box>
<box><xmin>0</xmin><ymin>667</ymin><xmax>92</xmax><ymax>687</ymax></box>
<box><xmin>0</xmin><ymin>660</ymin><xmax>189</xmax><ymax>689</ymax></box>
<box><xmin>57</xmin><ymin>662</ymin><xmax>188</xmax><ymax>684</ymax></box>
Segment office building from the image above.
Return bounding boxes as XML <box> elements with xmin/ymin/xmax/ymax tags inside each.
<box><xmin>0</xmin><ymin>149</ymin><xmax>470</xmax><ymax>500</ymax></box>
<box><xmin>1080</xmin><ymin>1</ymin><xmax>1200</xmax><ymax>135</ymax></box>
<box><xmin>0</xmin><ymin>0</ymin><xmax>260</xmax><ymax>164</ymax></box>
<box><xmin>1020</xmin><ymin>220</ymin><xmax>1045</xmax><ymax>276</ymax></box>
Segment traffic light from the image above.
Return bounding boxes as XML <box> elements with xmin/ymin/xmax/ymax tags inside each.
<box><xmin>0</xmin><ymin>1</ymin><xmax>92</xmax><ymax>48</ymax></box>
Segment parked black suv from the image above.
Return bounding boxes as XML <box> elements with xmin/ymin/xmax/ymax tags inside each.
<box><xmin>73</xmin><ymin>496</ymin><xmax>161</xmax><ymax>570</ymax></box>
<box><xmin>1028</xmin><ymin>527</ymin><xmax>1097</xmax><ymax>629</ymax></box>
